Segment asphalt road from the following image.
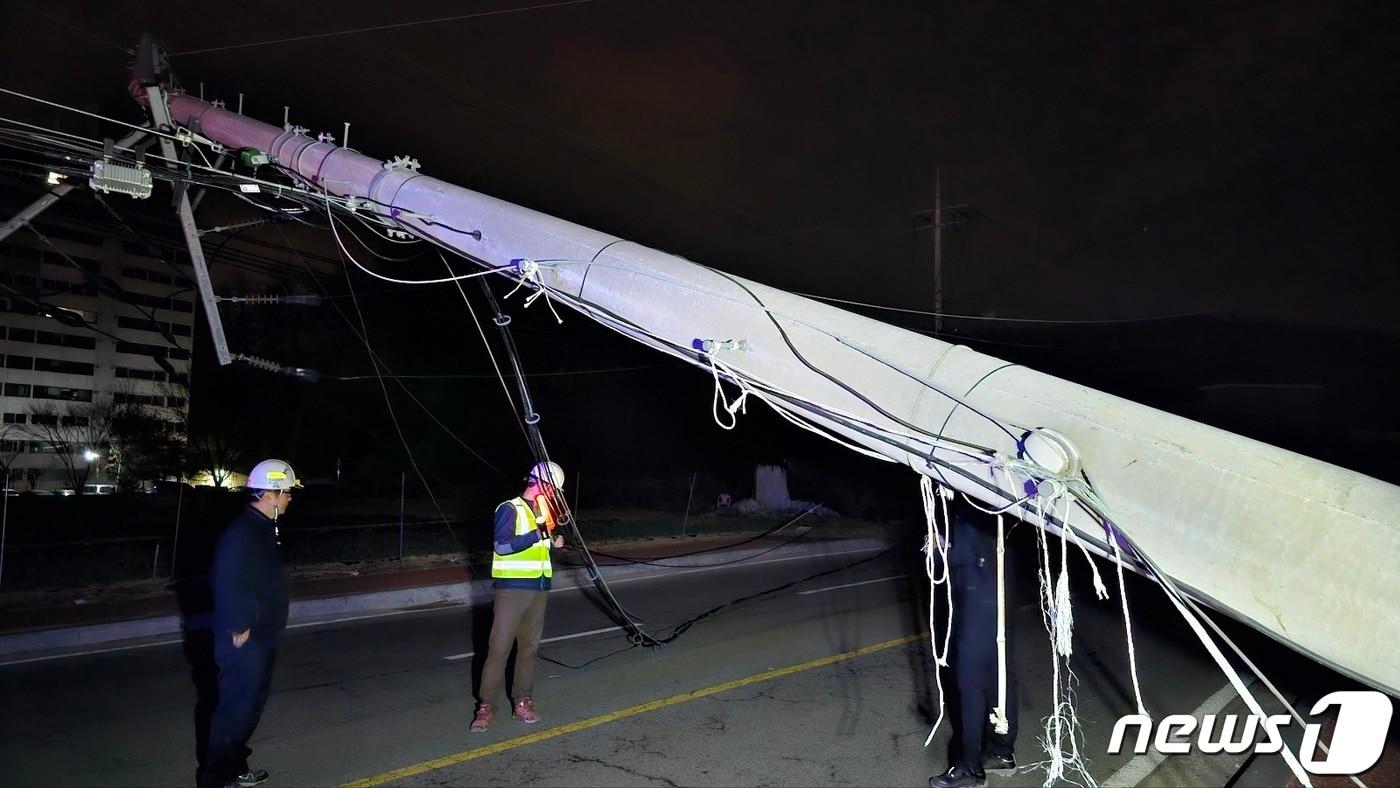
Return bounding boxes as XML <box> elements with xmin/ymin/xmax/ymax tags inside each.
<box><xmin>0</xmin><ymin>530</ymin><xmax>1357</xmax><ymax>787</ymax></box>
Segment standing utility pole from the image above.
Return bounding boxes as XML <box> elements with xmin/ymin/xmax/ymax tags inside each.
<box><xmin>0</xmin><ymin>470</ymin><xmax>9</xmax><ymax>593</ymax></box>
<box><xmin>932</xmin><ymin>168</ymin><xmax>943</xmax><ymax>335</ymax></box>
<box><xmin>920</xmin><ymin>169</ymin><xmax>967</xmax><ymax>335</ymax></box>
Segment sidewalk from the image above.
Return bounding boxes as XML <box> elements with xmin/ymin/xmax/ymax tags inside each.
<box><xmin>0</xmin><ymin>529</ymin><xmax>897</xmax><ymax>660</ymax></box>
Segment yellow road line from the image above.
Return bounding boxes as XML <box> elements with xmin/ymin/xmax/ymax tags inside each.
<box><xmin>342</xmin><ymin>632</ymin><xmax>923</xmax><ymax>787</ymax></box>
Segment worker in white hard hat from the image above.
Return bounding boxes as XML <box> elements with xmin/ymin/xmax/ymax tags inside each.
<box><xmin>199</xmin><ymin>459</ymin><xmax>300</xmax><ymax>788</ymax></box>
<box><xmin>470</xmin><ymin>460</ymin><xmax>567</xmax><ymax>732</ymax></box>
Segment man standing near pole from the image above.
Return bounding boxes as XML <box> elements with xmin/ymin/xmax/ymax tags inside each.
<box><xmin>198</xmin><ymin>459</ymin><xmax>299</xmax><ymax>788</ymax></box>
<box><xmin>470</xmin><ymin>461</ymin><xmax>566</xmax><ymax>732</ymax></box>
<box><xmin>929</xmin><ymin>504</ymin><xmax>1020</xmax><ymax>788</ymax></box>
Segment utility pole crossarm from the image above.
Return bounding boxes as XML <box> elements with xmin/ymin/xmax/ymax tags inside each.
<box><xmin>141</xmin><ymin>85</ymin><xmax>233</xmax><ymax>367</ymax></box>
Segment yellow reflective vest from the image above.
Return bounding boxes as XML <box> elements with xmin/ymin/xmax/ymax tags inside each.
<box><xmin>491</xmin><ymin>497</ymin><xmax>552</xmax><ymax>580</ymax></box>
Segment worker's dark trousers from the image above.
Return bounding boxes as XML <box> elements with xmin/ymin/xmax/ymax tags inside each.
<box><xmin>183</xmin><ymin>627</ymin><xmax>219</xmax><ymax>786</ymax></box>
<box><xmin>947</xmin><ymin>569</ymin><xmax>1018</xmax><ymax>771</ymax></box>
<box><xmin>198</xmin><ymin>635</ymin><xmax>278</xmax><ymax>788</ymax></box>
<box><xmin>478</xmin><ymin>588</ymin><xmax>548</xmax><ymax>706</ymax></box>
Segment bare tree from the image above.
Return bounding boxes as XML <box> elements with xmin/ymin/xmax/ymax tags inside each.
<box><xmin>107</xmin><ymin>380</ymin><xmax>190</xmax><ymax>488</ymax></box>
<box><xmin>26</xmin><ymin>399</ymin><xmax>119</xmax><ymax>493</ymax></box>
<box><xmin>0</xmin><ymin>422</ymin><xmax>24</xmax><ymax>489</ymax></box>
<box><xmin>187</xmin><ymin>430</ymin><xmax>243</xmax><ymax>488</ymax></box>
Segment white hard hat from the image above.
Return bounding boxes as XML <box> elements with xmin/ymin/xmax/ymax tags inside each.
<box><xmin>247</xmin><ymin>459</ymin><xmax>302</xmax><ymax>491</ymax></box>
<box><xmin>528</xmin><ymin>460</ymin><xmax>565</xmax><ymax>489</ymax></box>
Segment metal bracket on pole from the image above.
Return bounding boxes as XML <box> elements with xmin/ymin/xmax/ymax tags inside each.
<box><xmin>144</xmin><ymin>85</ymin><xmax>233</xmax><ymax>366</ymax></box>
<box><xmin>0</xmin><ymin>128</ymin><xmax>148</xmax><ymax>245</ymax></box>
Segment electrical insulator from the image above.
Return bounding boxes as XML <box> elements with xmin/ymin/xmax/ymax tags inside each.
<box><xmin>219</xmin><ymin>294</ymin><xmax>323</xmax><ymax>306</ymax></box>
<box><xmin>232</xmin><ymin>354</ymin><xmax>320</xmax><ymax>382</ymax></box>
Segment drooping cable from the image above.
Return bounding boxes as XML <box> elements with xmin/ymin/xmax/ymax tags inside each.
<box><xmin>469</xmin><ymin>276</ymin><xmax>661</xmax><ymax>646</ymax></box>
<box><xmin>272</xmin><ymin>226</ymin><xmax>506</xmax><ymax>476</ymax></box>
<box><xmin>24</xmin><ymin>223</ymin><xmax>186</xmax><ymax>353</ymax></box>
<box><xmin>438</xmin><ymin>253</ymin><xmax>528</xmax><ymax>443</ymax></box>
<box><xmin>337</xmin><ymin>244</ymin><xmax>463</xmax><ymax>553</ymax></box>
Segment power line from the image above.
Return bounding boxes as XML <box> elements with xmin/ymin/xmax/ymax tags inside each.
<box><xmin>793</xmin><ymin>291</ymin><xmax>1211</xmax><ymax>325</ymax></box>
<box><xmin>330</xmin><ymin>364</ymin><xmax>667</xmax><ymax>381</ymax></box>
<box><xmin>6</xmin><ymin>1</ymin><xmax>130</xmax><ymax>53</ymax></box>
<box><xmin>170</xmin><ymin>0</ymin><xmax>594</xmax><ymax>56</ymax></box>
<box><xmin>273</xmin><ymin>225</ymin><xmax>509</xmax><ymax>476</ymax></box>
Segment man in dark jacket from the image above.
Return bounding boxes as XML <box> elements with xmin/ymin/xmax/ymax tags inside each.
<box><xmin>197</xmin><ymin>459</ymin><xmax>299</xmax><ymax>788</ymax></box>
<box><xmin>929</xmin><ymin>504</ymin><xmax>1020</xmax><ymax>788</ymax></box>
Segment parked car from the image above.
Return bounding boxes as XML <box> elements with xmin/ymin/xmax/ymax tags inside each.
<box><xmin>139</xmin><ymin>480</ymin><xmax>193</xmax><ymax>495</ymax></box>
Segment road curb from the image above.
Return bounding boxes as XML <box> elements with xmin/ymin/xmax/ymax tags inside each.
<box><xmin>0</xmin><ymin>537</ymin><xmax>891</xmax><ymax>659</ymax></box>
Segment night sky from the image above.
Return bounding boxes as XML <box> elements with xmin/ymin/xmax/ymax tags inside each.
<box><xmin>2</xmin><ymin>1</ymin><xmax>1397</xmax><ymax>494</ymax></box>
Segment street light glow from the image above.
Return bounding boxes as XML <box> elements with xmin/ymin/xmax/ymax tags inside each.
<box><xmin>83</xmin><ymin>450</ymin><xmax>100</xmax><ymax>462</ymax></box>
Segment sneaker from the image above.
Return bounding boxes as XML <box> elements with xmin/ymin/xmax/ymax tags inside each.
<box><xmin>512</xmin><ymin>696</ymin><xmax>540</xmax><ymax>724</ymax></box>
<box><xmin>984</xmin><ymin>753</ymin><xmax>1017</xmax><ymax>773</ymax></box>
<box><xmin>469</xmin><ymin>702</ymin><xmax>494</xmax><ymax>732</ymax></box>
<box><xmin>235</xmin><ymin>770</ymin><xmax>269</xmax><ymax>787</ymax></box>
<box><xmin>929</xmin><ymin>765</ymin><xmax>986</xmax><ymax>788</ymax></box>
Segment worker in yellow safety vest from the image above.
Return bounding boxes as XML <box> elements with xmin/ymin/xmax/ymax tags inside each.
<box><xmin>470</xmin><ymin>461</ymin><xmax>567</xmax><ymax>731</ymax></box>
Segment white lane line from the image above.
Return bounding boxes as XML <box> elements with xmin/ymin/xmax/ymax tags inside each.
<box><xmin>549</xmin><ymin>545</ymin><xmax>888</xmax><ymax>593</ymax></box>
<box><xmin>0</xmin><ymin>606</ymin><xmax>460</xmax><ymax>667</ymax></box>
<box><xmin>0</xmin><ymin>637</ymin><xmax>185</xmax><ymax>667</ymax></box>
<box><xmin>2</xmin><ymin>546</ymin><xmax>888</xmax><ymax>666</ymax></box>
<box><xmin>797</xmin><ymin>575</ymin><xmax>907</xmax><ymax>596</ymax></box>
<box><xmin>443</xmin><ymin>625</ymin><xmax>622</xmax><ymax>661</ymax></box>
<box><xmin>1101</xmin><ymin>678</ymin><xmax>1252</xmax><ymax>787</ymax></box>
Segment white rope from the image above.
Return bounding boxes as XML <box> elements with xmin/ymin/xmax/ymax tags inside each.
<box><xmin>1062</xmin><ymin>522</ymin><xmax>1109</xmax><ymax>600</ymax></box>
<box><xmin>990</xmin><ymin>512</ymin><xmax>1011</xmax><ymax>735</ymax></box>
<box><xmin>921</xmin><ymin>477</ymin><xmax>956</xmax><ymax>747</ymax></box>
<box><xmin>1054</xmin><ymin>516</ymin><xmax>1074</xmax><ymax>659</ymax></box>
<box><xmin>540</xmin><ymin>284</ymin><xmax>1005</xmax><ymax>467</ymax></box>
<box><xmin>533</xmin><ymin>257</ymin><xmax>1023</xmax><ymax>438</ymax></box>
<box><xmin>702</xmin><ymin>348</ymin><xmax>909</xmax><ymax>466</ymax></box>
<box><xmin>1110</xmin><ymin>537</ymin><xmax>1149</xmax><ymax>717</ymax></box>
<box><xmin>503</xmin><ymin>259</ymin><xmax>564</xmax><ymax>323</ymax></box>
<box><xmin>959</xmin><ymin>488</ymin><xmax>1035</xmax><ymax>515</ymax></box>
<box><xmin>1033</xmin><ymin>496</ymin><xmax>1067</xmax><ymax>784</ymax></box>
<box><xmin>1027</xmin><ymin>488</ymin><xmax>1098</xmax><ymax>788</ymax></box>
<box><xmin>707</xmin><ymin>352</ymin><xmax>751</xmax><ymax>430</ymax></box>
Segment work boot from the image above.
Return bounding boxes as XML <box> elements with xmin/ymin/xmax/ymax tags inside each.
<box><xmin>235</xmin><ymin>770</ymin><xmax>269</xmax><ymax>787</ymax></box>
<box><xmin>512</xmin><ymin>696</ymin><xmax>540</xmax><ymax>724</ymax></box>
<box><xmin>984</xmin><ymin>753</ymin><xmax>1017</xmax><ymax>773</ymax></box>
<box><xmin>469</xmin><ymin>702</ymin><xmax>494</xmax><ymax>732</ymax></box>
<box><xmin>929</xmin><ymin>765</ymin><xmax>986</xmax><ymax>788</ymax></box>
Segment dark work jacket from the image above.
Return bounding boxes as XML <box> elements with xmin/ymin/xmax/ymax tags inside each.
<box><xmin>210</xmin><ymin>505</ymin><xmax>289</xmax><ymax>643</ymax></box>
<box><xmin>943</xmin><ymin>509</ymin><xmax>1013</xmax><ymax>640</ymax></box>
<box><xmin>946</xmin><ymin>509</ymin><xmax>998</xmax><ymax>571</ymax></box>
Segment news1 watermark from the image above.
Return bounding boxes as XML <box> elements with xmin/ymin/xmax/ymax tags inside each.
<box><xmin>1109</xmin><ymin>691</ymin><xmax>1393</xmax><ymax>776</ymax></box>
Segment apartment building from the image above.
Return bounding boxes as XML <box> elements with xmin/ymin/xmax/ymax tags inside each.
<box><xmin>0</xmin><ymin>221</ymin><xmax>193</xmax><ymax>491</ymax></box>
